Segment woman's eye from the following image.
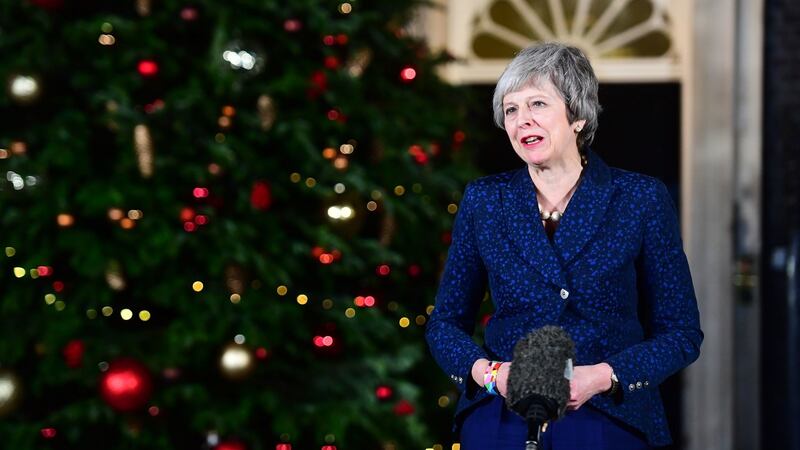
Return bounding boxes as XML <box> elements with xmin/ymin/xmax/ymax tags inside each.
<box><xmin>504</xmin><ymin>106</ymin><xmax>516</xmax><ymax>115</ymax></box>
<box><xmin>531</xmin><ymin>100</ymin><xmax>546</xmax><ymax>107</ymax></box>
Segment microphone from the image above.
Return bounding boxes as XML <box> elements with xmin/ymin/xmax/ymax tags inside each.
<box><xmin>505</xmin><ymin>326</ymin><xmax>575</xmax><ymax>450</ymax></box>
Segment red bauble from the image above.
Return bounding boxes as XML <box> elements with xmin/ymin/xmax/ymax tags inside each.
<box><xmin>276</xmin><ymin>444</ymin><xmax>292</xmax><ymax>450</ymax></box>
<box><xmin>215</xmin><ymin>441</ymin><xmax>246</xmax><ymax>450</ymax></box>
<box><xmin>375</xmin><ymin>385</ymin><xmax>393</xmax><ymax>401</ymax></box>
<box><xmin>250</xmin><ymin>181</ymin><xmax>272</xmax><ymax>210</ymax></box>
<box><xmin>307</xmin><ymin>70</ymin><xmax>327</xmax><ymax>98</ymax></box>
<box><xmin>62</xmin><ymin>339</ymin><xmax>85</xmax><ymax>368</ymax></box>
<box><xmin>137</xmin><ymin>60</ymin><xmax>159</xmax><ymax>77</ymax></box>
<box><xmin>393</xmin><ymin>399</ymin><xmax>415</xmax><ymax>416</ymax></box>
<box><xmin>99</xmin><ymin>358</ymin><xmax>153</xmax><ymax>412</ymax></box>
<box><xmin>29</xmin><ymin>0</ymin><xmax>63</xmax><ymax>10</ymax></box>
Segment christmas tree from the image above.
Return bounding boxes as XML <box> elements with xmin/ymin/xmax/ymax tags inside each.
<box><xmin>0</xmin><ymin>0</ymin><xmax>481</xmax><ymax>448</ymax></box>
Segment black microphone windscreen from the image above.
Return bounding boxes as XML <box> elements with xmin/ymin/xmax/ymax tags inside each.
<box><xmin>505</xmin><ymin>325</ymin><xmax>575</xmax><ymax>421</ymax></box>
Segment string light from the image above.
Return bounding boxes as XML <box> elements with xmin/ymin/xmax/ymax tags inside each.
<box><xmin>334</xmin><ymin>183</ymin><xmax>346</xmax><ymax>194</ymax></box>
<box><xmin>338</xmin><ymin>3</ymin><xmax>352</xmax><ymax>14</ymax></box>
<box><xmin>121</xmin><ymin>309</ymin><xmax>133</xmax><ymax>320</ymax></box>
<box><xmin>192</xmin><ymin>281</ymin><xmax>204</xmax><ymax>292</ymax></box>
<box><xmin>296</xmin><ymin>294</ymin><xmax>308</xmax><ymax>305</ymax></box>
<box><xmin>230</xmin><ymin>294</ymin><xmax>241</xmax><ymax>304</ymax></box>
<box><xmin>322</xmin><ymin>299</ymin><xmax>334</xmax><ymax>309</ymax></box>
<box><xmin>276</xmin><ymin>285</ymin><xmax>288</xmax><ymax>296</ymax></box>
<box><xmin>139</xmin><ymin>310</ymin><xmax>151</xmax><ymax>321</ymax></box>
<box><xmin>44</xmin><ymin>294</ymin><xmax>56</xmax><ymax>305</ymax></box>
<box><xmin>102</xmin><ymin>306</ymin><xmax>113</xmax><ymax>316</ymax></box>
<box><xmin>13</xmin><ymin>267</ymin><xmax>25</xmax><ymax>278</ymax></box>
<box><xmin>447</xmin><ymin>204</ymin><xmax>458</xmax><ymax>214</ymax></box>
<box><xmin>399</xmin><ymin>317</ymin><xmax>410</xmax><ymax>328</ymax></box>
<box><xmin>4</xmin><ymin>247</ymin><xmax>15</xmax><ymax>257</ymax></box>
<box><xmin>345</xmin><ymin>308</ymin><xmax>356</xmax><ymax>318</ymax></box>
<box><xmin>57</xmin><ymin>214</ymin><xmax>74</xmax><ymax>227</ymax></box>
<box><xmin>393</xmin><ymin>186</ymin><xmax>405</xmax><ymax>196</ymax></box>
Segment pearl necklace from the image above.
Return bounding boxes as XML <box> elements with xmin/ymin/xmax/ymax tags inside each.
<box><xmin>536</xmin><ymin>158</ymin><xmax>586</xmax><ymax>224</ymax></box>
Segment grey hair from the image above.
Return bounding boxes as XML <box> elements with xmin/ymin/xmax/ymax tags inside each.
<box><xmin>492</xmin><ymin>42</ymin><xmax>601</xmax><ymax>151</ymax></box>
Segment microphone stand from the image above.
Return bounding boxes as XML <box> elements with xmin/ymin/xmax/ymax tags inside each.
<box><xmin>524</xmin><ymin>421</ymin><xmax>543</xmax><ymax>450</ymax></box>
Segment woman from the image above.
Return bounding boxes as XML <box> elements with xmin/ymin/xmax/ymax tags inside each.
<box><xmin>425</xmin><ymin>42</ymin><xmax>702</xmax><ymax>449</ymax></box>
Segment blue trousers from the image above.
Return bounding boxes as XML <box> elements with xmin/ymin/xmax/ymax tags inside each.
<box><xmin>460</xmin><ymin>397</ymin><xmax>652</xmax><ymax>450</ymax></box>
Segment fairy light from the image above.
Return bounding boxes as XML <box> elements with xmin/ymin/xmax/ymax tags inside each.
<box><xmin>322</xmin><ymin>298</ymin><xmax>334</xmax><ymax>309</ymax></box>
<box><xmin>399</xmin><ymin>317</ymin><xmax>410</xmax><ymax>328</ymax></box>
<box><xmin>55</xmin><ymin>301</ymin><xmax>66</xmax><ymax>311</ymax></box>
<box><xmin>416</xmin><ymin>315</ymin><xmax>427</xmax><ymax>325</ymax></box>
<box><xmin>139</xmin><ymin>310</ymin><xmax>151</xmax><ymax>321</ymax></box>
<box><xmin>334</xmin><ymin>183</ymin><xmax>346</xmax><ymax>194</ymax></box>
<box><xmin>87</xmin><ymin>309</ymin><xmax>97</xmax><ymax>319</ymax></box>
<box><xmin>296</xmin><ymin>294</ymin><xmax>308</xmax><ymax>305</ymax></box>
<box><xmin>393</xmin><ymin>186</ymin><xmax>405</xmax><ymax>196</ymax></box>
<box><xmin>192</xmin><ymin>281</ymin><xmax>204</xmax><ymax>292</ymax></box>
<box><xmin>305</xmin><ymin>177</ymin><xmax>317</xmax><ymax>188</ymax></box>
<box><xmin>5</xmin><ymin>247</ymin><xmax>15</xmax><ymax>257</ymax></box>
<box><xmin>323</xmin><ymin>147</ymin><xmax>337</xmax><ymax>159</ymax></box>
<box><xmin>121</xmin><ymin>309</ymin><xmax>133</xmax><ymax>320</ymax></box>
<box><xmin>230</xmin><ymin>294</ymin><xmax>241</xmax><ymax>304</ymax></box>
<box><xmin>13</xmin><ymin>267</ymin><xmax>25</xmax><ymax>278</ymax></box>
<box><xmin>108</xmin><ymin>208</ymin><xmax>124</xmax><ymax>221</ymax></box>
<box><xmin>447</xmin><ymin>204</ymin><xmax>458</xmax><ymax>214</ymax></box>
<box><xmin>366</xmin><ymin>201</ymin><xmax>377</xmax><ymax>211</ymax></box>
<box><xmin>276</xmin><ymin>285</ymin><xmax>288</xmax><ymax>296</ymax></box>
<box><xmin>234</xmin><ymin>334</ymin><xmax>245</xmax><ymax>344</ymax></box>
<box><xmin>338</xmin><ymin>2</ymin><xmax>352</xmax><ymax>14</ymax></box>
<box><xmin>102</xmin><ymin>306</ymin><xmax>113</xmax><ymax>316</ymax></box>
<box><xmin>426</xmin><ymin>305</ymin><xmax>435</xmax><ymax>314</ymax></box>
<box><xmin>345</xmin><ymin>308</ymin><xmax>356</xmax><ymax>318</ymax></box>
<box><xmin>290</xmin><ymin>172</ymin><xmax>301</xmax><ymax>183</ymax></box>
<box><xmin>57</xmin><ymin>214</ymin><xmax>74</xmax><ymax>227</ymax></box>
<box><xmin>44</xmin><ymin>294</ymin><xmax>56</xmax><ymax>305</ymax></box>
<box><xmin>339</xmin><ymin>144</ymin><xmax>354</xmax><ymax>154</ymax></box>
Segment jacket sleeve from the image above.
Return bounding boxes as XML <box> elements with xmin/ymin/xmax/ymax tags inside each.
<box><xmin>605</xmin><ymin>180</ymin><xmax>703</xmax><ymax>401</ymax></box>
<box><xmin>425</xmin><ymin>182</ymin><xmax>489</xmax><ymax>395</ymax></box>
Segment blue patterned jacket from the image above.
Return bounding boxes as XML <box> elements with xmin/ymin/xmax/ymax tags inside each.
<box><xmin>425</xmin><ymin>151</ymin><xmax>702</xmax><ymax>446</ymax></box>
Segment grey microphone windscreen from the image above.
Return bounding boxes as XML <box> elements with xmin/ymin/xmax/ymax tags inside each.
<box><xmin>506</xmin><ymin>325</ymin><xmax>575</xmax><ymax>421</ymax></box>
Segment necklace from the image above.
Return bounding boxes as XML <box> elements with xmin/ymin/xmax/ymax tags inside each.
<box><xmin>536</xmin><ymin>158</ymin><xmax>586</xmax><ymax>224</ymax></box>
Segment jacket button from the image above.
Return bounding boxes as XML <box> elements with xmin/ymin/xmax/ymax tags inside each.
<box><xmin>458</xmin><ymin>377</ymin><xmax>463</xmax><ymax>383</ymax></box>
<box><xmin>628</xmin><ymin>383</ymin><xmax>636</xmax><ymax>392</ymax></box>
<box><xmin>644</xmin><ymin>381</ymin><xmax>649</xmax><ymax>387</ymax></box>
<box><xmin>560</xmin><ymin>289</ymin><xmax>569</xmax><ymax>300</ymax></box>
<box><xmin>636</xmin><ymin>381</ymin><xmax>643</xmax><ymax>389</ymax></box>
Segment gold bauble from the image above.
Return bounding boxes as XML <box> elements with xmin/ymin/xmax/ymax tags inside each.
<box><xmin>219</xmin><ymin>343</ymin><xmax>254</xmax><ymax>380</ymax></box>
<box><xmin>134</xmin><ymin>124</ymin><xmax>154</xmax><ymax>178</ymax></box>
<box><xmin>257</xmin><ymin>95</ymin><xmax>276</xmax><ymax>131</ymax></box>
<box><xmin>0</xmin><ymin>369</ymin><xmax>22</xmax><ymax>417</ymax></box>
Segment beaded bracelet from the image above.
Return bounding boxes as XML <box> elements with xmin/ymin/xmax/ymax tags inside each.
<box><xmin>483</xmin><ymin>361</ymin><xmax>503</xmax><ymax>395</ymax></box>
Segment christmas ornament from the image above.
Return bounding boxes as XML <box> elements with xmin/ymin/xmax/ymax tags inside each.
<box><xmin>399</xmin><ymin>66</ymin><xmax>417</xmax><ymax>83</ymax></box>
<box><xmin>221</xmin><ymin>42</ymin><xmax>265</xmax><ymax>75</ymax></box>
<box><xmin>40</xmin><ymin>428</ymin><xmax>57</xmax><ymax>439</ymax></box>
<box><xmin>99</xmin><ymin>358</ymin><xmax>153</xmax><ymax>412</ymax></box>
<box><xmin>215</xmin><ymin>441</ymin><xmax>246</xmax><ymax>450</ymax></box>
<box><xmin>283</xmin><ymin>19</ymin><xmax>302</xmax><ymax>32</ymax></box>
<box><xmin>62</xmin><ymin>339</ymin><xmax>85</xmax><ymax>368</ymax></box>
<box><xmin>392</xmin><ymin>399</ymin><xmax>414</xmax><ymax>416</ymax></box>
<box><xmin>134</xmin><ymin>124</ymin><xmax>154</xmax><ymax>178</ymax></box>
<box><xmin>346</xmin><ymin>48</ymin><xmax>372</xmax><ymax>77</ymax></box>
<box><xmin>375</xmin><ymin>385</ymin><xmax>393</xmax><ymax>401</ymax></box>
<box><xmin>224</xmin><ymin>264</ymin><xmax>246</xmax><ymax>295</ymax></box>
<box><xmin>135</xmin><ymin>0</ymin><xmax>151</xmax><ymax>16</ymax></box>
<box><xmin>250</xmin><ymin>181</ymin><xmax>272</xmax><ymax>210</ymax></box>
<box><xmin>106</xmin><ymin>260</ymin><xmax>126</xmax><ymax>291</ymax></box>
<box><xmin>0</xmin><ymin>369</ymin><xmax>22</xmax><ymax>417</ymax></box>
<box><xmin>219</xmin><ymin>343</ymin><xmax>254</xmax><ymax>380</ymax></box>
<box><xmin>257</xmin><ymin>95</ymin><xmax>276</xmax><ymax>131</ymax></box>
<box><xmin>180</xmin><ymin>6</ymin><xmax>198</xmax><ymax>21</ymax></box>
<box><xmin>8</xmin><ymin>74</ymin><xmax>41</xmax><ymax>105</ymax></box>
<box><xmin>137</xmin><ymin>60</ymin><xmax>159</xmax><ymax>77</ymax></box>
<box><xmin>307</xmin><ymin>71</ymin><xmax>327</xmax><ymax>98</ymax></box>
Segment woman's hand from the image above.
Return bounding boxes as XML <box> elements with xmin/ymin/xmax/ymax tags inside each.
<box><xmin>496</xmin><ymin>362</ymin><xmax>512</xmax><ymax>397</ymax></box>
<box><xmin>567</xmin><ymin>363</ymin><xmax>613</xmax><ymax>410</ymax></box>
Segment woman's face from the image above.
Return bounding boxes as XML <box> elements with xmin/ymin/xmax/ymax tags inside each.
<box><xmin>502</xmin><ymin>80</ymin><xmax>584</xmax><ymax>168</ymax></box>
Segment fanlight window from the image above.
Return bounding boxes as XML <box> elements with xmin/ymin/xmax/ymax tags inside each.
<box><xmin>441</xmin><ymin>0</ymin><xmax>683</xmax><ymax>83</ymax></box>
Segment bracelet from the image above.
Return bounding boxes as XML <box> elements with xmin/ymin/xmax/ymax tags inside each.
<box><xmin>483</xmin><ymin>361</ymin><xmax>503</xmax><ymax>395</ymax></box>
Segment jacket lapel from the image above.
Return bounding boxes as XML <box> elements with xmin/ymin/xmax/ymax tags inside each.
<box><xmin>552</xmin><ymin>150</ymin><xmax>615</xmax><ymax>266</ymax></box>
<box><xmin>501</xmin><ymin>168</ymin><xmax>566</xmax><ymax>288</ymax></box>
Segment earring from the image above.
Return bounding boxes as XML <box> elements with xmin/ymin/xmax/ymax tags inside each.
<box><xmin>575</xmin><ymin>126</ymin><xmax>582</xmax><ymax>132</ymax></box>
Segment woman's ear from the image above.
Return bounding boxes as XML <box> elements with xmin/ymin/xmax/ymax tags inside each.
<box><xmin>574</xmin><ymin>119</ymin><xmax>587</xmax><ymax>133</ymax></box>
